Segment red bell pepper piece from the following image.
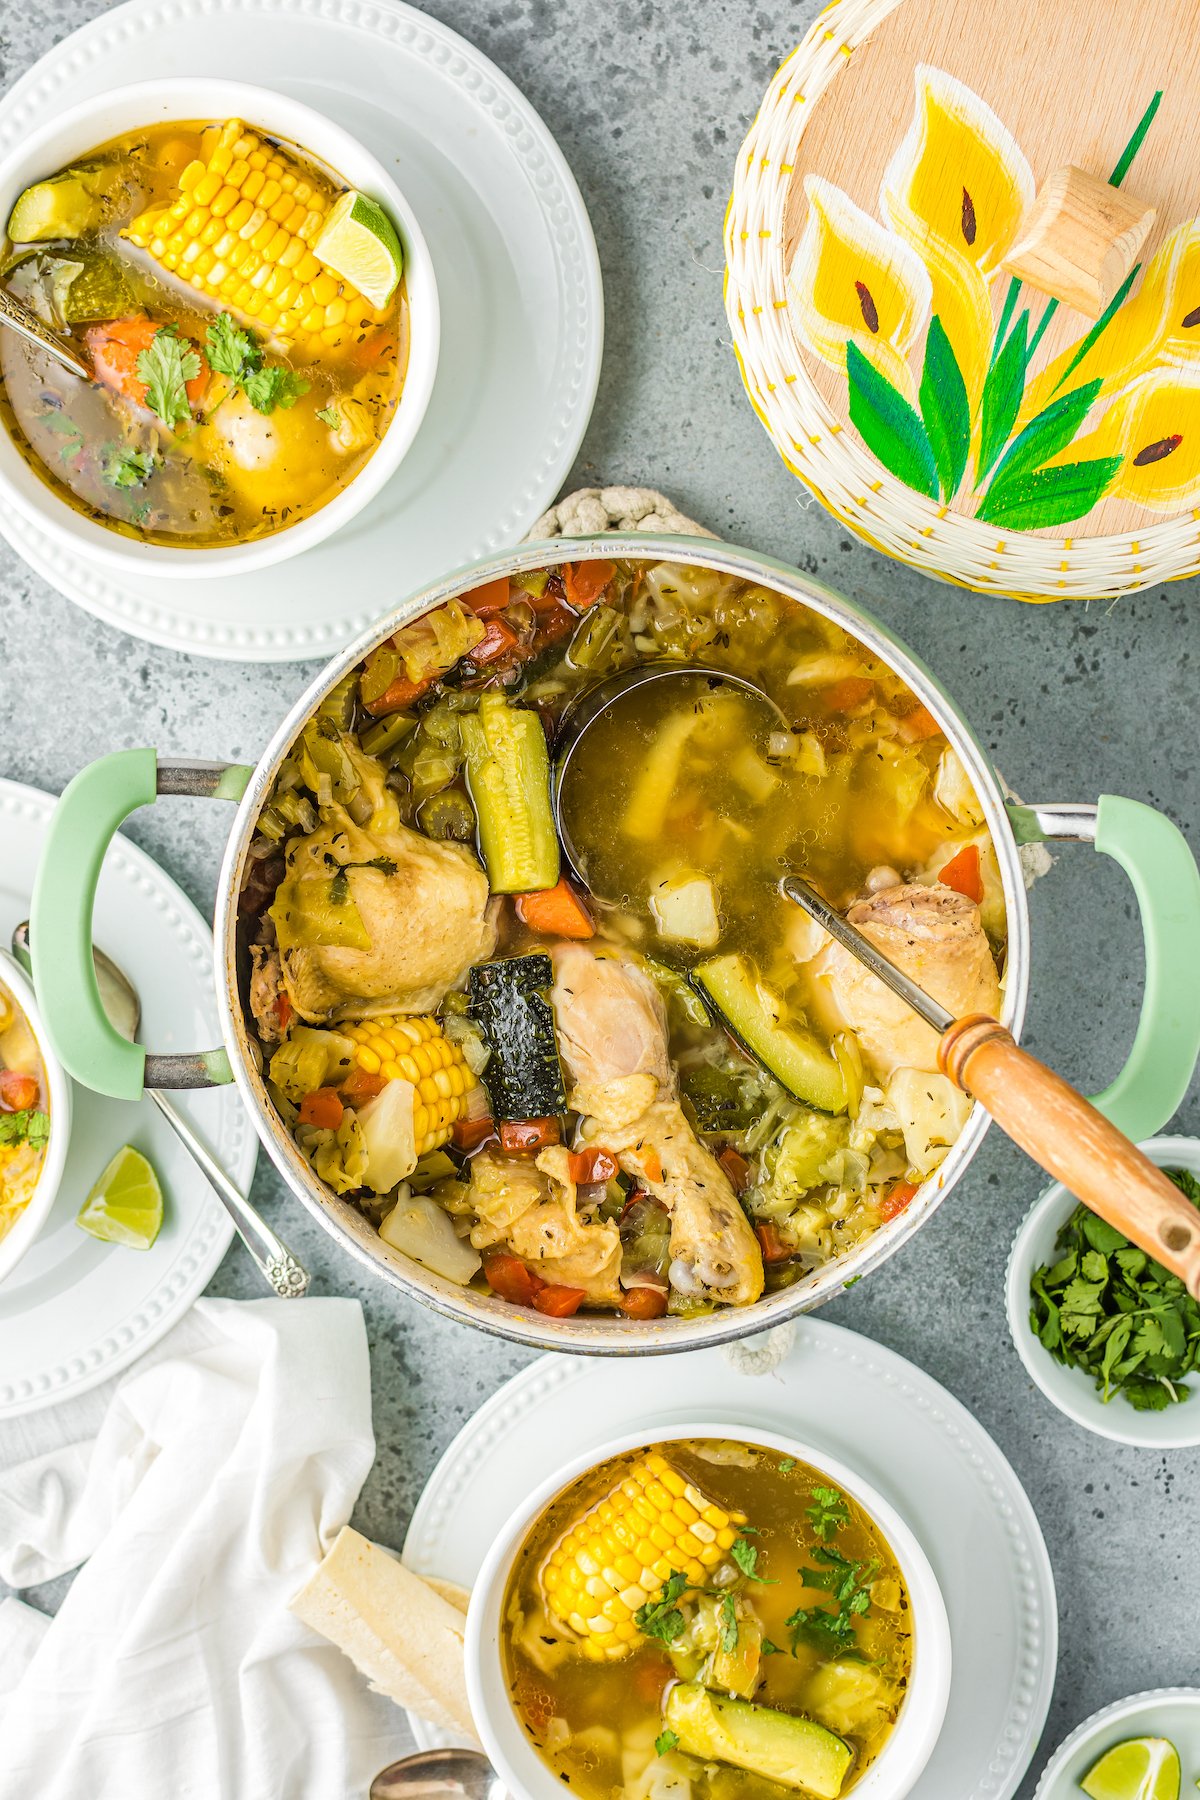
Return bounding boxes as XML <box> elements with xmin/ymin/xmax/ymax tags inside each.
<box><xmin>483</xmin><ymin>1253</ymin><xmax>545</xmax><ymax>1306</ymax></box>
<box><xmin>566</xmin><ymin>1145</ymin><xmax>618</xmax><ymax>1186</ymax></box>
<box><xmin>562</xmin><ymin>559</ymin><xmax>615</xmax><ymax>607</ymax></box>
<box><xmin>498</xmin><ymin>1117</ymin><xmax>562</xmax><ymax>1154</ymax></box>
<box><xmin>298</xmin><ymin>1087</ymin><xmax>344</xmax><ymax>1130</ymax></box>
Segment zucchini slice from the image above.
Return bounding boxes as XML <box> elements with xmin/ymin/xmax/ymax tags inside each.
<box><xmin>468</xmin><ymin>954</ymin><xmax>566</xmax><ymax>1120</ymax></box>
<box><xmin>461</xmin><ymin>692</ymin><xmax>559</xmax><ymax>893</ymax></box>
<box><xmin>8</xmin><ymin>173</ymin><xmax>103</xmax><ymax>243</ymax></box>
<box><xmin>693</xmin><ymin>953</ymin><xmax>848</xmax><ymax>1115</ymax></box>
<box><xmin>664</xmin><ymin>1684</ymin><xmax>853</xmax><ymax>1799</ymax></box>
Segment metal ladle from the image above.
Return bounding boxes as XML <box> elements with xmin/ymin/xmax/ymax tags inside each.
<box><xmin>0</xmin><ymin>287</ymin><xmax>93</xmax><ymax>381</ymax></box>
<box><xmin>369</xmin><ymin>1748</ymin><xmax>505</xmax><ymax>1800</ymax></box>
<box><xmin>551</xmin><ymin>663</ymin><xmax>1200</xmax><ymax>1296</ymax></box>
<box><xmin>12</xmin><ymin>922</ymin><xmax>309</xmax><ymax>1298</ymax></box>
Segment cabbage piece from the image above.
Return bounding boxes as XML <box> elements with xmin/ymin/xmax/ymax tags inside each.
<box><xmin>767</xmin><ymin>1109</ymin><xmax>850</xmax><ymax>1200</ymax></box>
<box><xmin>357</xmin><ymin>1078</ymin><xmax>418</xmax><ymax>1194</ymax></box>
<box><xmin>393</xmin><ymin>599</ymin><xmax>485</xmax><ymax>683</ymax></box>
<box><xmin>296</xmin><ymin>1111</ymin><xmax>367</xmax><ymax>1194</ymax></box>
<box><xmin>379</xmin><ymin>1191</ymin><xmax>482</xmax><ymax>1284</ymax></box>
<box><xmin>885</xmin><ymin>1067</ymin><xmax>972</xmax><ymax>1176</ymax></box>
<box><xmin>269</xmin><ymin>1026</ymin><xmax>356</xmax><ymax>1103</ymax></box>
<box><xmin>934</xmin><ymin>747</ymin><xmax>985</xmax><ymax>827</ymax></box>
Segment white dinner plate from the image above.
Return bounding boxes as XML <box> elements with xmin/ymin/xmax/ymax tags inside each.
<box><xmin>0</xmin><ymin>778</ymin><xmax>256</xmax><ymax>1416</ymax></box>
<box><xmin>403</xmin><ymin>1320</ymin><xmax>1058</xmax><ymax>1800</ymax></box>
<box><xmin>0</xmin><ymin>0</ymin><xmax>602</xmax><ymax>660</ymax></box>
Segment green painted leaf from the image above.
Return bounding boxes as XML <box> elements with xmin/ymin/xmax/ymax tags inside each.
<box><xmin>977</xmin><ymin>310</ymin><xmax>1029</xmax><ymax>481</ymax></box>
<box><xmin>919</xmin><ymin>316</ymin><xmax>970</xmax><ymax>499</ymax></box>
<box><xmin>985</xmin><ymin>379</ymin><xmax>1102</xmax><ymax>495</ymax></box>
<box><xmin>1053</xmin><ymin>262</ymin><xmax>1141</xmax><ymax>394</ymax></box>
<box><xmin>975</xmin><ymin>456</ymin><xmax>1123</xmax><ymax>529</ymax></box>
<box><xmin>846</xmin><ymin>341</ymin><xmax>938</xmax><ymax>498</ymax></box>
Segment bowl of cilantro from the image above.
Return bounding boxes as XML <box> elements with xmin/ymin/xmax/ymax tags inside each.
<box><xmin>1007</xmin><ymin>1136</ymin><xmax>1200</xmax><ymax>1447</ymax></box>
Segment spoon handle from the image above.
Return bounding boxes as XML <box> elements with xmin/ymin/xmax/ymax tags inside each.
<box><xmin>939</xmin><ymin>1014</ymin><xmax>1200</xmax><ymax>1296</ymax></box>
<box><xmin>0</xmin><ymin>286</ymin><xmax>92</xmax><ymax>380</ymax></box>
<box><xmin>147</xmin><ymin>1091</ymin><xmax>310</xmax><ymax>1298</ymax></box>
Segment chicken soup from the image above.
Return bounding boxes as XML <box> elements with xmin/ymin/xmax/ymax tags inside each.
<box><xmin>502</xmin><ymin>1438</ymin><xmax>913</xmax><ymax>1800</ymax></box>
<box><xmin>0</xmin><ymin>977</ymin><xmax>51</xmax><ymax>1243</ymax></box>
<box><xmin>0</xmin><ymin>118</ymin><xmax>407</xmax><ymax>546</ymax></box>
<box><xmin>239</xmin><ymin>558</ymin><xmax>1007</xmax><ymax>1319</ymax></box>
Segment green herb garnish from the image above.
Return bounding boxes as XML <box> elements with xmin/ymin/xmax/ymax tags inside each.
<box><xmin>730</xmin><ymin>1528</ymin><xmax>775</xmax><ymax>1584</ymax></box>
<box><xmin>103</xmin><ymin>445</ymin><xmax>157</xmax><ymax>490</ymax></box>
<box><xmin>316</xmin><ymin>404</ymin><xmax>341</xmax><ymax>427</ymax></box>
<box><xmin>717</xmin><ymin>1592</ymin><xmax>739</xmax><ymax>1653</ymax></box>
<box><xmin>137</xmin><ymin>325</ymin><xmax>201</xmax><ymax>431</ymax></box>
<box><xmin>1029</xmin><ymin>1170</ymin><xmax>1200</xmax><ymax>1410</ymax></box>
<box><xmin>785</xmin><ymin>1546</ymin><xmax>878</xmax><ymax>1658</ymax></box>
<box><xmin>634</xmin><ymin>1571</ymin><xmax>689</xmax><ymax>1645</ymax></box>
<box><xmin>761</xmin><ymin>1639</ymin><xmax>780</xmax><ymax>1656</ymax></box>
<box><xmin>205</xmin><ymin>312</ymin><xmax>310</xmax><ymax>415</ymax></box>
<box><xmin>0</xmin><ymin>1109</ymin><xmax>49</xmax><ymax>1149</ymax></box>
<box><xmin>655</xmin><ymin>1730</ymin><xmax>679</xmax><ymax>1757</ymax></box>
<box><xmin>806</xmin><ymin>1485</ymin><xmax>851</xmax><ymax>1542</ymax></box>
<box><xmin>777</xmin><ymin>1457</ymin><xmax>796</xmax><ymax>1472</ymax></box>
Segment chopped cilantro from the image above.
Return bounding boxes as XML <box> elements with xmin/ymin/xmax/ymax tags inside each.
<box><xmin>717</xmin><ymin>1591</ymin><xmax>739</xmax><ymax>1653</ymax></box>
<box><xmin>655</xmin><ymin>1730</ymin><xmax>679</xmax><ymax>1757</ymax></box>
<box><xmin>205</xmin><ymin>310</ymin><xmax>310</xmax><ymax>415</ymax></box>
<box><xmin>316</xmin><ymin>404</ymin><xmax>341</xmax><ymax>428</ymax></box>
<box><xmin>0</xmin><ymin>1109</ymin><xmax>49</xmax><ymax>1149</ymax></box>
<box><xmin>730</xmin><ymin>1529</ymin><xmax>774</xmax><ymax>1584</ymax></box>
<box><xmin>242</xmin><ymin>363</ymin><xmax>309</xmax><ymax>414</ymax></box>
<box><xmin>785</xmin><ymin>1546</ymin><xmax>878</xmax><ymax>1659</ymax></box>
<box><xmin>634</xmin><ymin>1571</ymin><xmax>689</xmax><ymax>1645</ymax></box>
<box><xmin>103</xmin><ymin>446</ymin><xmax>157</xmax><ymax>490</ymax></box>
<box><xmin>806</xmin><ymin>1485</ymin><xmax>851</xmax><ymax>1543</ymax></box>
<box><xmin>777</xmin><ymin>1457</ymin><xmax>796</xmax><ymax>1473</ymax></box>
<box><xmin>136</xmin><ymin>326</ymin><xmax>201</xmax><ymax>431</ymax></box>
<box><xmin>761</xmin><ymin>1639</ymin><xmax>780</xmax><ymax>1656</ymax></box>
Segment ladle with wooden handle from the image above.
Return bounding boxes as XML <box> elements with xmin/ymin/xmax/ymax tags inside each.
<box><xmin>783</xmin><ymin>874</ymin><xmax>1200</xmax><ymax>1298</ymax></box>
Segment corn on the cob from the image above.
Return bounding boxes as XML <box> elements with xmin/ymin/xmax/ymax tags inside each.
<box><xmin>123</xmin><ymin>119</ymin><xmax>384</xmax><ymax>349</ymax></box>
<box><xmin>540</xmin><ymin>1452</ymin><xmax>747</xmax><ymax>1661</ymax></box>
<box><xmin>342</xmin><ymin>1016</ymin><xmax>475</xmax><ymax>1156</ymax></box>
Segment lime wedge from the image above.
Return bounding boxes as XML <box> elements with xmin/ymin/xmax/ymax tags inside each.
<box><xmin>314</xmin><ymin>190</ymin><xmax>403</xmax><ymax>308</ymax></box>
<box><xmin>77</xmin><ymin>1145</ymin><xmax>163</xmax><ymax>1250</ymax></box>
<box><xmin>1081</xmin><ymin>1738</ymin><xmax>1181</xmax><ymax>1800</ymax></box>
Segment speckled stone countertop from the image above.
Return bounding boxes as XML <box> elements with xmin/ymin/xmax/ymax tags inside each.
<box><xmin>3</xmin><ymin>0</ymin><xmax>1199</xmax><ymax>1793</ymax></box>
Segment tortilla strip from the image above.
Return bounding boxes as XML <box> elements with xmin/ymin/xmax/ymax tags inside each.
<box><xmin>290</xmin><ymin>1526</ymin><xmax>477</xmax><ymax>1741</ymax></box>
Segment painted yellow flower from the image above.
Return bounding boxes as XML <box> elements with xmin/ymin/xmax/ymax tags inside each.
<box><xmin>1065</xmin><ymin>365</ymin><xmax>1200</xmax><ymax>510</ymax></box>
<box><xmin>787</xmin><ymin>174</ymin><xmax>932</xmax><ymax>402</ymax></box>
<box><xmin>1018</xmin><ymin>221</ymin><xmax>1200</xmax><ymax>426</ymax></box>
<box><xmin>880</xmin><ymin>66</ymin><xmax>1033</xmax><ymax>414</ymax></box>
<box><xmin>881</xmin><ymin>65</ymin><xmax>1035</xmax><ymax>274</ymax></box>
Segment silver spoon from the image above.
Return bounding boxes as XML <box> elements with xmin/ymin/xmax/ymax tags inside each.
<box><xmin>0</xmin><ymin>286</ymin><xmax>93</xmax><ymax>380</ymax></box>
<box><xmin>12</xmin><ymin>921</ymin><xmax>309</xmax><ymax>1298</ymax></box>
<box><xmin>370</xmin><ymin>1748</ymin><xmax>505</xmax><ymax>1800</ymax></box>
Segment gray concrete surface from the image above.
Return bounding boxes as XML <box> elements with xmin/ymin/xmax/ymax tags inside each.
<box><xmin>3</xmin><ymin>0</ymin><xmax>1199</xmax><ymax>1792</ymax></box>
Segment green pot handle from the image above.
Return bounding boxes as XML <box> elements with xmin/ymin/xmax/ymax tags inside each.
<box><xmin>1008</xmin><ymin>794</ymin><xmax>1200</xmax><ymax>1140</ymax></box>
<box><xmin>30</xmin><ymin>748</ymin><xmax>253</xmax><ymax>1103</ymax></box>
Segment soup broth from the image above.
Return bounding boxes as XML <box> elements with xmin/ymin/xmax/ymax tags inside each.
<box><xmin>0</xmin><ymin>119</ymin><xmax>407</xmax><ymax>547</ymax></box>
<box><xmin>0</xmin><ymin>977</ymin><xmax>50</xmax><ymax>1242</ymax></box>
<box><xmin>502</xmin><ymin>1439</ymin><xmax>913</xmax><ymax>1800</ymax></box>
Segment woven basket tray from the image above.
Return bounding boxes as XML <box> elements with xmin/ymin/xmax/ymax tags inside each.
<box><xmin>725</xmin><ymin>0</ymin><xmax>1200</xmax><ymax>600</ymax></box>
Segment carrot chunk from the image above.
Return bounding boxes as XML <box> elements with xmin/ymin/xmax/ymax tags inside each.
<box><xmin>755</xmin><ymin>1222</ymin><xmax>791</xmax><ymax>1264</ymax></box>
<box><xmin>514</xmin><ymin>878</ymin><xmax>595</xmax><ymax>940</ymax></box>
<box><xmin>532</xmin><ymin>1284</ymin><xmax>587</xmax><ymax>1317</ymax></box>
<box><xmin>567</xmin><ymin>1146</ymin><xmax>618</xmax><ymax>1185</ymax></box>
<box><xmin>899</xmin><ymin>703</ymin><xmax>943</xmax><ymax>742</ymax></box>
<box><xmin>298</xmin><ymin>1087</ymin><xmax>344</xmax><ymax>1129</ymax></box>
<box><xmin>484</xmin><ymin>1253</ymin><xmax>544</xmax><ymax>1306</ymax></box>
<box><xmin>499</xmin><ymin>1117</ymin><xmax>562</xmax><ymax>1154</ymax></box>
<box><xmin>718</xmin><ymin>1146</ymin><xmax>751</xmax><ymax>1192</ymax></box>
<box><xmin>0</xmin><ymin>1069</ymin><xmax>39</xmax><ymax>1112</ymax></box>
<box><xmin>880</xmin><ymin>1179</ymin><xmax>920</xmax><ymax>1221</ymax></box>
<box><xmin>820</xmin><ymin>676</ymin><xmax>874</xmax><ymax>713</ymax></box>
<box><xmin>463</xmin><ymin>576</ymin><xmax>512</xmax><ymax>616</ymax></box>
<box><xmin>938</xmin><ymin>843</ymin><xmax>984</xmax><ymax>902</ymax></box>
<box><xmin>562</xmin><ymin>559</ymin><xmax>615</xmax><ymax>607</ymax></box>
<box><xmin>452</xmin><ymin>1114</ymin><xmax>496</xmax><ymax>1152</ymax></box>
<box><xmin>619</xmin><ymin>1285</ymin><xmax>669</xmax><ymax>1320</ymax></box>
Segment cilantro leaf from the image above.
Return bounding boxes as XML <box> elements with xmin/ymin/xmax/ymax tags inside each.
<box><xmin>761</xmin><ymin>1639</ymin><xmax>780</xmax><ymax>1656</ymax></box>
<box><xmin>0</xmin><ymin>1109</ymin><xmax>49</xmax><ymax>1149</ymax></box>
<box><xmin>777</xmin><ymin>1457</ymin><xmax>796</xmax><ymax>1472</ymax></box>
<box><xmin>806</xmin><ymin>1485</ymin><xmax>851</xmax><ymax>1543</ymax></box>
<box><xmin>136</xmin><ymin>327</ymin><xmax>201</xmax><ymax>431</ymax></box>
<box><xmin>731</xmin><ymin>1529</ymin><xmax>775</xmax><ymax>1584</ymax></box>
<box><xmin>635</xmin><ymin>1571</ymin><xmax>689</xmax><ymax>1644</ymax></box>
<box><xmin>316</xmin><ymin>404</ymin><xmax>342</xmax><ymax>428</ymax></box>
<box><xmin>655</xmin><ymin>1730</ymin><xmax>679</xmax><ymax>1757</ymax></box>
<box><xmin>242</xmin><ymin>364</ymin><xmax>310</xmax><ymax>415</ymax></box>
<box><xmin>718</xmin><ymin>1592</ymin><xmax>739</xmax><ymax>1653</ymax></box>
<box><xmin>103</xmin><ymin>446</ymin><xmax>157</xmax><ymax>490</ymax></box>
<box><xmin>205</xmin><ymin>312</ymin><xmax>260</xmax><ymax>382</ymax></box>
<box><xmin>786</xmin><ymin>1547</ymin><xmax>877</xmax><ymax>1659</ymax></box>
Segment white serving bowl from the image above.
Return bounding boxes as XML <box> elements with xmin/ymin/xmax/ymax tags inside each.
<box><xmin>1006</xmin><ymin>1134</ymin><xmax>1200</xmax><ymax>1449</ymax></box>
<box><xmin>0</xmin><ymin>77</ymin><xmax>439</xmax><ymax>581</ymax></box>
<box><xmin>0</xmin><ymin>949</ymin><xmax>71</xmax><ymax>1285</ymax></box>
<box><xmin>1033</xmin><ymin>1688</ymin><xmax>1200</xmax><ymax>1800</ymax></box>
<box><xmin>465</xmin><ymin>1421</ymin><xmax>952</xmax><ymax>1800</ymax></box>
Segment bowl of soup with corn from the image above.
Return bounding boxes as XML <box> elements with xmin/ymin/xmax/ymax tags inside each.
<box><xmin>0</xmin><ymin>79</ymin><xmax>438</xmax><ymax>577</ymax></box>
<box><xmin>466</xmin><ymin>1423</ymin><xmax>951</xmax><ymax>1800</ymax></box>
<box><xmin>0</xmin><ymin>951</ymin><xmax>71</xmax><ymax>1285</ymax></box>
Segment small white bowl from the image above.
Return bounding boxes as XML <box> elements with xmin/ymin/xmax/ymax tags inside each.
<box><xmin>1033</xmin><ymin>1688</ymin><xmax>1200</xmax><ymax>1800</ymax></box>
<box><xmin>1006</xmin><ymin>1134</ymin><xmax>1200</xmax><ymax>1449</ymax></box>
<box><xmin>0</xmin><ymin>78</ymin><xmax>439</xmax><ymax>581</ymax></box>
<box><xmin>0</xmin><ymin>949</ymin><xmax>71</xmax><ymax>1285</ymax></box>
<box><xmin>465</xmin><ymin>1421</ymin><xmax>952</xmax><ymax>1800</ymax></box>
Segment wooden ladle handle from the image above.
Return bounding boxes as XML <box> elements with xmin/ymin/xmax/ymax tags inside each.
<box><xmin>939</xmin><ymin>1015</ymin><xmax>1200</xmax><ymax>1298</ymax></box>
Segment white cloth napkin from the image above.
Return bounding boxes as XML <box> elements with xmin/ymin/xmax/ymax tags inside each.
<box><xmin>0</xmin><ymin>1295</ymin><xmax>410</xmax><ymax>1800</ymax></box>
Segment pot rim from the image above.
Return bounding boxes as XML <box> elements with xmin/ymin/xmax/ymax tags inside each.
<box><xmin>463</xmin><ymin>1419</ymin><xmax>952</xmax><ymax>1800</ymax></box>
<box><xmin>213</xmin><ymin>534</ymin><xmax>1031</xmax><ymax>1352</ymax></box>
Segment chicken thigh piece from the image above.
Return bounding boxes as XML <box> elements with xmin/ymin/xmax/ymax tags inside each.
<box><xmin>552</xmin><ymin>943</ymin><xmax>764</xmax><ymax>1308</ymax></box>
<box><xmin>814</xmin><ymin>881</ymin><xmax>1001</xmax><ymax>1078</ymax></box>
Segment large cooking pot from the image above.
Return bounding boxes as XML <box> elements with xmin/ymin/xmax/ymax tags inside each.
<box><xmin>29</xmin><ymin>537</ymin><xmax>1200</xmax><ymax>1352</ymax></box>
